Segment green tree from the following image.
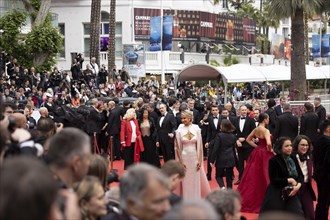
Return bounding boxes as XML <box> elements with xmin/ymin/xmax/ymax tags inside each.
<box><xmin>268</xmin><ymin>0</ymin><xmax>324</xmax><ymax>100</ymax></box>
<box><xmin>90</xmin><ymin>0</ymin><xmax>101</xmax><ymax>65</ymax></box>
<box><xmin>0</xmin><ymin>0</ymin><xmax>62</xmax><ymax>71</ymax></box>
<box><xmin>108</xmin><ymin>0</ymin><xmax>116</xmax><ymax>81</ymax></box>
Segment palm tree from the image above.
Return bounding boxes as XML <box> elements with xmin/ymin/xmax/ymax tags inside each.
<box><xmin>108</xmin><ymin>0</ymin><xmax>116</xmax><ymax>81</ymax></box>
<box><xmin>90</xmin><ymin>0</ymin><xmax>101</xmax><ymax>65</ymax></box>
<box><xmin>268</xmin><ymin>0</ymin><xmax>324</xmax><ymax>100</ymax></box>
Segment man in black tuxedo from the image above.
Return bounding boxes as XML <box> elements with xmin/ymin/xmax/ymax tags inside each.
<box><xmin>188</xmin><ymin>98</ymin><xmax>200</xmax><ymax>125</ymax></box>
<box><xmin>314</xmin><ymin>97</ymin><xmax>327</xmax><ymax>127</ymax></box>
<box><xmin>106</xmin><ymin>97</ymin><xmax>124</xmax><ymax>160</ymax></box>
<box><xmin>274</xmin><ymin>103</ymin><xmax>298</xmax><ymax>142</ymax></box>
<box><xmin>205</xmin><ymin>105</ymin><xmax>221</xmax><ymax>180</ymax></box>
<box><xmin>253</xmin><ymin>109</ymin><xmax>260</xmax><ymax>127</ymax></box>
<box><xmin>274</xmin><ymin>97</ymin><xmax>287</xmax><ymax>116</ymax></box>
<box><xmin>157</xmin><ymin>103</ymin><xmax>177</xmax><ymax>162</ymax></box>
<box><xmin>146</xmin><ymin>103</ymin><xmax>159</xmax><ymax>125</ymax></box>
<box><xmin>300</xmin><ymin>102</ymin><xmax>320</xmax><ymax>145</ymax></box>
<box><xmin>265</xmin><ymin>98</ymin><xmax>277</xmax><ymax>136</ymax></box>
<box><xmin>86</xmin><ymin>98</ymin><xmax>102</xmax><ymax>151</ymax></box>
<box><xmin>234</xmin><ymin>105</ymin><xmax>256</xmax><ymax>185</ymax></box>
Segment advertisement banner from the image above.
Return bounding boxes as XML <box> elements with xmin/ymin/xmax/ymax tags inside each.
<box><xmin>150</xmin><ymin>16</ymin><xmax>161</xmax><ymax>51</ymax></box>
<box><xmin>134</xmin><ymin>8</ymin><xmax>161</xmax><ymax>40</ymax></box>
<box><xmin>321</xmin><ymin>34</ymin><xmax>330</xmax><ymax>57</ymax></box>
<box><xmin>199</xmin><ymin>12</ymin><xmax>217</xmax><ymax>42</ymax></box>
<box><xmin>242</xmin><ymin>18</ymin><xmax>256</xmax><ymax>46</ymax></box>
<box><xmin>312</xmin><ymin>34</ymin><xmax>321</xmax><ymax>58</ymax></box>
<box><xmin>162</xmin><ymin>15</ymin><xmax>173</xmax><ymax>50</ymax></box>
<box><xmin>270</xmin><ymin>34</ymin><xmax>285</xmax><ymax>59</ymax></box>
<box><xmin>123</xmin><ymin>44</ymin><xmax>146</xmax><ymax>78</ymax></box>
<box><xmin>285</xmin><ymin>38</ymin><xmax>291</xmax><ymax>60</ymax></box>
<box><xmin>136</xmin><ymin>8</ymin><xmax>255</xmax><ymax>46</ymax></box>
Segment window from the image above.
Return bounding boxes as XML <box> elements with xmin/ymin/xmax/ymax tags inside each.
<box><xmin>58</xmin><ymin>23</ymin><xmax>65</xmax><ymax>58</ymax></box>
<box><xmin>83</xmin><ymin>19</ymin><xmax>123</xmax><ymax>58</ymax></box>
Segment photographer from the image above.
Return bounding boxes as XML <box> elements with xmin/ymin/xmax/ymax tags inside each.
<box><xmin>71</xmin><ymin>59</ymin><xmax>82</xmax><ymax>81</ymax></box>
<box><xmin>76</xmin><ymin>53</ymin><xmax>84</xmax><ymax>69</ymax></box>
<box><xmin>98</xmin><ymin>64</ymin><xmax>108</xmax><ymax>84</ymax></box>
<box><xmin>50</xmin><ymin>67</ymin><xmax>63</xmax><ymax>87</ymax></box>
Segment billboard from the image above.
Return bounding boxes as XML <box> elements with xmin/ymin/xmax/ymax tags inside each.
<box><xmin>149</xmin><ymin>16</ymin><xmax>173</xmax><ymax>51</ymax></box>
<box><xmin>150</xmin><ymin>16</ymin><xmax>161</xmax><ymax>51</ymax></box>
<box><xmin>312</xmin><ymin>34</ymin><xmax>330</xmax><ymax>58</ymax></box>
<box><xmin>270</xmin><ymin>34</ymin><xmax>285</xmax><ymax>59</ymax></box>
<box><xmin>123</xmin><ymin>44</ymin><xmax>146</xmax><ymax>78</ymax></box>
<box><xmin>134</xmin><ymin>8</ymin><xmax>256</xmax><ymax>46</ymax></box>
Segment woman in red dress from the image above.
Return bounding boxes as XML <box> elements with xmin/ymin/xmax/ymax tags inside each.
<box><xmin>237</xmin><ymin>113</ymin><xmax>275</xmax><ymax>213</ymax></box>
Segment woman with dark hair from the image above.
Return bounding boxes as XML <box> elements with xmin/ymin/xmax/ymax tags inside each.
<box><xmin>260</xmin><ymin>137</ymin><xmax>304</xmax><ymax>216</ymax></box>
<box><xmin>292</xmin><ymin>135</ymin><xmax>316</xmax><ymax>220</ymax></box>
<box><xmin>210</xmin><ymin>119</ymin><xmax>237</xmax><ymax>189</ymax></box>
<box><xmin>237</xmin><ymin>113</ymin><xmax>275</xmax><ymax>213</ymax></box>
<box><xmin>88</xmin><ymin>154</ymin><xmax>108</xmax><ymax>191</ymax></box>
<box><xmin>138</xmin><ymin>108</ymin><xmax>160</xmax><ymax>167</ymax></box>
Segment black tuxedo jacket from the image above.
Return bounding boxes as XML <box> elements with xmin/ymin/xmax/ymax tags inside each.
<box><xmin>206</xmin><ymin>114</ymin><xmax>221</xmax><ymax>143</ymax></box>
<box><xmin>274</xmin><ymin>104</ymin><xmax>283</xmax><ymax>116</ymax></box>
<box><xmin>274</xmin><ymin>112</ymin><xmax>298</xmax><ymax>141</ymax></box>
<box><xmin>234</xmin><ymin>116</ymin><xmax>256</xmax><ymax>148</ymax></box>
<box><xmin>190</xmin><ymin>108</ymin><xmax>200</xmax><ymax>125</ymax></box>
<box><xmin>265</xmin><ymin>107</ymin><xmax>277</xmax><ymax>135</ymax></box>
<box><xmin>157</xmin><ymin>112</ymin><xmax>177</xmax><ymax>142</ymax></box>
<box><xmin>107</xmin><ymin>106</ymin><xmax>124</xmax><ymax>135</ymax></box>
<box><xmin>300</xmin><ymin>111</ymin><xmax>319</xmax><ymax>143</ymax></box>
<box><xmin>315</xmin><ymin>104</ymin><xmax>326</xmax><ymax>126</ymax></box>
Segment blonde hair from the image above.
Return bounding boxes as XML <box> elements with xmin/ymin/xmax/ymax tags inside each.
<box><xmin>181</xmin><ymin>110</ymin><xmax>193</xmax><ymax>119</ymax></box>
<box><xmin>123</xmin><ymin>108</ymin><xmax>136</xmax><ymax>120</ymax></box>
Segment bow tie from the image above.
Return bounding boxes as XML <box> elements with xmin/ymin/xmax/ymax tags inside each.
<box><xmin>299</xmin><ymin>154</ymin><xmax>307</xmax><ymax>162</ymax></box>
<box><xmin>213</xmin><ymin>117</ymin><xmax>218</xmax><ymax>119</ymax></box>
<box><xmin>240</xmin><ymin>117</ymin><xmax>246</xmax><ymax>120</ymax></box>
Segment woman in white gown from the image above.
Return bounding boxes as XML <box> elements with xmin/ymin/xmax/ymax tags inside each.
<box><xmin>175</xmin><ymin>110</ymin><xmax>211</xmax><ymax>199</ymax></box>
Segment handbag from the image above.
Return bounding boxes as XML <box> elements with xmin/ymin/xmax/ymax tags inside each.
<box><xmin>281</xmin><ymin>185</ymin><xmax>294</xmax><ymax>201</ymax></box>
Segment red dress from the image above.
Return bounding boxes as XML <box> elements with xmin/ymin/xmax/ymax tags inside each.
<box><xmin>237</xmin><ymin>138</ymin><xmax>274</xmax><ymax>213</ymax></box>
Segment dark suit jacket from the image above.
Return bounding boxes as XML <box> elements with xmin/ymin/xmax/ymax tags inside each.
<box><xmin>206</xmin><ymin>114</ymin><xmax>221</xmax><ymax>143</ymax></box>
<box><xmin>157</xmin><ymin>112</ymin><xmax>177</xmax><ymax>142</ymax></box>
<box><xmin>300</xmin><ymin>111</ymin><xmax>319</xmax><ymax>143</ymax></box>
<box><xmin>265</xmin><ymin>107</ymin><xmax>277</xmax><ymax>135</ymax></box>
<box><xmin>315</xmin><ymin>104</ymin><xmax>326</xmax><ymax>126</ymax></box>
<box><xmin>274</xmin><ymin>112</ymin><xmax>298</xmax><ymax>141</ymax></box>
<box><xmin>149</xmin><ymin>110</ymin><xmax>159</xmax><ymax>126</ymax></box>
<box><xmin>313</xmin><ymin>134</ymin><xmax>330</xmax><ymax>181</ymax></box>
<box><xmin>190</xmin><ymin>108</ymin><xmax>200</xmax><ymax>125</ymax></box>
<box><xmin>107</xmin><ymin>106</ymin><xmax>123</xmax><ymax>135</ymax></box>
<box><xmin>210</xmin><ymin>132</ymin><xmax>237</xmax><ymax>168</ymax></box>
<box><xmin>274</xmin><ymin>104</ymin><xmax>283</xmax><ymax>116</ymax></box>
<box><xmin>86</xmin><ymin>106</ymin><xmax>101</xmax><ymax>134</ymax></box>
<box><xmin>234</xmin><ymin>116</ymin><xmax>256</xmax><ymax>148</ymax></box>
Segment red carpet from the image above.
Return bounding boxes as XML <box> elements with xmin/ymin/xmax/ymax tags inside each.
<box><xmin>109</xmin><ymin>159</ymin><xmax>324</xmax><ymax>220</ymax></box>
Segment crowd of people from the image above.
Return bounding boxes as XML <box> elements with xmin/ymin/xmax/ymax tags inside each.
<box><xmin>0</xmin><ymin>54</ymin><xmax>329</xmax><ymax>220</ymax></box>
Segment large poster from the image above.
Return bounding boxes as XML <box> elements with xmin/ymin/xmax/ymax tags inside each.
<box><xmin>135</xmin><ymin>8</ymin><xmax>256</xmax><ymax>46</ymax></box>
<box><xmin>270</xmin><ymin>34</ymin><xmax>285</xmax><ymax>59</ymax></box>
<box><xmin>134</xmin><ymin>8</ymin><xmax>161</xmax><ymax>40</ymax></box>
<box><xmin>312</xmin><ymin>34</ymin><xmax>321</xmax><ymax>58</ymax></box>
<box><xmin>123</xmin><ymin>44</ymin><xmax>146</xmax><ymax>78</ymax></box>
<box><xmin>162</xmin><ymin>16</ymin><xmax>173</xmax><ymax>50</ymax></box>
<box><xmin>321</xmin><ymin>34</ymin><xmax>330</xmax><ymax>57</ymax></box>
<box><xmin>150</xmin><ymin>16</ymin><xmax>161</xmax><ymax>51</ymax></box>
<box><xmin>285</xmin><ymin>38</ymin><xmax>291</xmax><ymax>60</ymax></box>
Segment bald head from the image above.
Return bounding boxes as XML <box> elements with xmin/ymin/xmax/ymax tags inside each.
<box><xmin>39</xmin><ymin>107</ymin><xmax>49</xmax><ymax>118</ymax></box>
<box><xmin>11</xmin><ymin>113</ymin><xmax>27</xmax><ymax>128</ymax></box>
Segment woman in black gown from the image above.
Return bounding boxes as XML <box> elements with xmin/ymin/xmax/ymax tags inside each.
<box><xmin>260</xmin><ymin>137</ymin><xmax>304</xmax><ymax>216</ymax></box>
<box><xmin>138</xmin><ymin>108</ymin><xmax>160</xmax><ymax>167</ymax></box>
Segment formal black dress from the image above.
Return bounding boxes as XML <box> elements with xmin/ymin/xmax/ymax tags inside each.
<box><xmin>139</xmin><ymin>119</ymin><xmax>160</xmax><ymax>167</ymax></box>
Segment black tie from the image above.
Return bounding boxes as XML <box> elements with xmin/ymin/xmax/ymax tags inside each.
<box><xmin>241</xmin><ymin>117</ymin><xmax>246</xmax><ymax>120</ymax></box>
<box><xmin>214</xmin><ymin>117</ymin><xmax>218</xmax><ymax>119</ymax></box>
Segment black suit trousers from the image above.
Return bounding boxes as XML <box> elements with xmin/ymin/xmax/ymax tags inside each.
<box><xmin>123</xmin><ymin>143</ymin><xmax>135</xmax><ymax>170</ymax></box>
<box><xmin>315</xmin><ymin>179</ymin><xmax>330</xmax><ymax>220</ymax></box>
<box><xmin>237</xmin><ymin>146</ymin><xmax>254</xmax><ymax>179</ymax></box>
<box><xmin>160</xmin><ymin>137</ymin><xmax>175</xmax><ymax>162</ymax></box>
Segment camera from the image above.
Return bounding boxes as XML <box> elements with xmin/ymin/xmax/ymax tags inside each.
<box><xmin>107</xmin><ymin>171</ymin><xmax>119</xmax><ymax>184</ymax></box>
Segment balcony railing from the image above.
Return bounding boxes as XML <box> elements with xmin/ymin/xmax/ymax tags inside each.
<box><xmin>97</xmin><ymin>51</ymin><xmax>275</xmax><ymax>73</ymax></box>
